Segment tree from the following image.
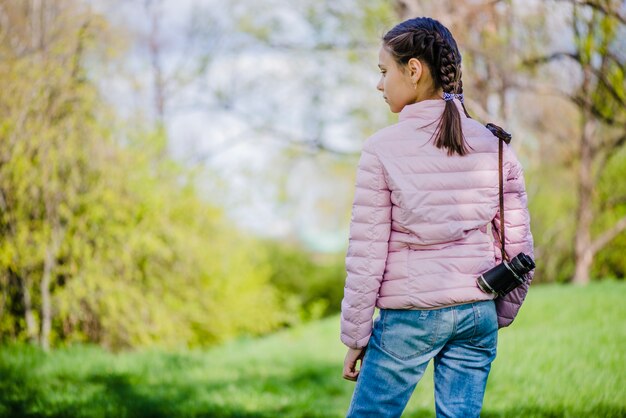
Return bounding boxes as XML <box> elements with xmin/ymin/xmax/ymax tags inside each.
<box><xmin>0</xmin><ymin>0</ymin><xmax>106</xmax><ymax>349</ymax></box>
<box><xmin>0</xmin><ymin>0</ymin><xmax>294</xmax><ymax>350</ymax></box>
<box><xmin>523</xmin><ymin>1</ymin><xmax>626</xmax><ymax>284</ymax></box>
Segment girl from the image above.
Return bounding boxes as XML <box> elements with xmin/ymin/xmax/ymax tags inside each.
<box><xmin>340</xmin><ymin>17</ymin><xmax>534</xmax><ymax>418</ymax></box>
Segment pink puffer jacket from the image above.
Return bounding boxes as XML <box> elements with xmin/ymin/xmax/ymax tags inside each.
<box><xmin>340</xmin><ymin>99</ymin><xmax>534</xmax><ymax>349</ymax></box>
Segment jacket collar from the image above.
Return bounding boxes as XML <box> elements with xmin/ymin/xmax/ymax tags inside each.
<box><xmin>398</xmin><ymin>99</ymin><xmax>467</xmax><ymax>123</ymax></box>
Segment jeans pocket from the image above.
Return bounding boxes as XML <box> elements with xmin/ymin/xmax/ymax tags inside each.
<box><xmin>380</xmin><ymin>309</ymin><xmax>438</xmax><ymax>360</ymax></box>
<box><xmin>470</xmin><ymin>301</ymin><xmax>498</xmax><ymax>348</ymax></box>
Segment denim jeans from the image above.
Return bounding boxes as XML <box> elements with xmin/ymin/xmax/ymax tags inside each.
<box><xmin>346</xmin><ymin>300</ymin><xmax>498</xmax><ymax>418</ymax></box>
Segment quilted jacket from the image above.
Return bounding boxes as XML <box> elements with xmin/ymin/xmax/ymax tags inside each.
<box><xmin>340</xmin><ymin>99</ymin><xmax>534</xmax><ymax>349</ymax></box>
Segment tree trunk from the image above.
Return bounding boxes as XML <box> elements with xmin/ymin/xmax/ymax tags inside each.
<box><xmin>40</xmin><ymin>243</ymin><xmax>56</xmax><ymax>351</ymax></box>
<box><xmin>0</xmin><ymin>273</ymin><xmax>7</xmax><ymax>323</ymax></box>
<box><xmin>39</xmin><ymin>228</ymin><xmax>62</xmax><ymax>351</ymax></box>
<box><xmin>20</xmin><ymin>276</ymin><xmax>39</xmax><ymax>344</ymax></box>
<box><xmin>573</xmin><ymin>93</ymin><xmax>596</xmax><ymax>284</ymax></box>
<box><xmin>146</xmin><ymin>0</ymin><xmax>166</xmax><ymax>125</ymax></box>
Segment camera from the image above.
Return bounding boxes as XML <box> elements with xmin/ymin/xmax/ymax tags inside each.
<box><xmin>477</xmin><ymin>253</ymin><xmax>535</xmax><ymax>297</ymax></box>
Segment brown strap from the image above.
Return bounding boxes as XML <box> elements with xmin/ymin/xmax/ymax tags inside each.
<box><xmin>485</xmin><ymin>123</ymin><xmax>511</xmax><ymax>262</ymax></box>
<box><xmin>498</xmin><ymin>138</ymin><xmax>508</xmax><ymax>261</ymax></box>
<box><xmin>486</xmin><ymin>123</ymin><xmax>512</xmax><ymax>144</ymax></box>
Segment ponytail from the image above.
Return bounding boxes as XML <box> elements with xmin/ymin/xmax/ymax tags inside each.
<box><xmin>434</xmin><ymin>100</ymin><xmax>467</xmax><ymax>156</ymax></box>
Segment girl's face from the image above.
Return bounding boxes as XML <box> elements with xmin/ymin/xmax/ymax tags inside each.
<box><xmin>376</xmin><ymin>46</ymin><xmax>437</xmax><ymax>113</ymax></box>
<box><xmin>376</xmin><ymin>47</ymin><xmax>416</xmax><ymax>113</ymax></box>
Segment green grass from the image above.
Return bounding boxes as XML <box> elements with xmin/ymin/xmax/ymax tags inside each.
<box><xmin>1</xmin><ymin>282</ymin><xmax>625</xmax><ymax>417</ymax></box>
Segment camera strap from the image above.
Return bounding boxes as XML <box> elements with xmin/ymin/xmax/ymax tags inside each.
<box><xmin>498</xmin><ymin>138</ymin><xmax>507</xmax><ymax>262</ymax></box>
<box><xmin>460</xmin><ymin>105</ymin><xmax>512</xmax><ymax>263</ymax></box>
<box><xmin>486</xmin><ymin>123</ymin><xmax>512</xmax><ymax>263</ymax></box>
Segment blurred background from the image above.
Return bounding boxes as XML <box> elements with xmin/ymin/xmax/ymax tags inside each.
<box><xmin>1</xmin><ymin>0</ymin><xmax>625</xmax><ymax>354</ymax></box>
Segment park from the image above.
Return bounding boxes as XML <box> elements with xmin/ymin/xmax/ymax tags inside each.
<box><xmin>1</xmin><ymin>0</ymin><xmax>625</xmax><ymax>416</ymax></box>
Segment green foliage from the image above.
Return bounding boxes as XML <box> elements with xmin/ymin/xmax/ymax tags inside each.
<box><xmin>521</xmin><ymin>0</ymin><xmax>626</xmax><ymax>283</ymax></box>
<box><xmin>49</xmin><ymin>132</ymin><xmax>285</xmax><ymax>349</ymax></box>
<box><xmin>0</xmin><ymin>77</ymin><xmax>287</xmax><ymax>350</ymax></box>
<box><xmin>0</xmin><ymin>41</ymin><xmax>344</xmax><ymax>350</ymax></box>
<box><xmin>0</xmin><ymin>4</ymin><xmax>318</xmax><ymax>350</ymax></box>
<box><xmin>590</xmin><ymin>14</ymin><xmax>626</xmax><ymax>124</ymax></box>
<box><xmin>0</xmin><ymin>22</ymin><xmax>105</xmax><ymax>343</ymax></box>
<box><xmin>264</xmin><ymin>241</ymin><xmax>345</xmax><ymax>325</ymax></box>
<box><xmin>593</xmin><ymin>145</ymin><xmax>626</xmax><ymax>278</ymax></box>
<box><xmin>0</xmin><ymin>0</ymin><xmax>363</xmax><ymax>352</ymax></box>
<box><xmin>526</xmin><ymin>142</ymin><xmax>626</xmax><ymax>283</ymax></box>
<box><xmin>525</xmin><ymin>167</ymin><xmax>577</xmax><ymax>283</ymax></box>
<box><xmin>0</xmin><ymin>282</ymin><xmax>624</xmax><ymax>417</ymax></box>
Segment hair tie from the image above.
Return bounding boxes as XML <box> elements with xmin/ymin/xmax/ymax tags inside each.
<box><xmin>443</xmin><ymin>92</ymin><xmax>464</xmax><ymax>104</ymax></box>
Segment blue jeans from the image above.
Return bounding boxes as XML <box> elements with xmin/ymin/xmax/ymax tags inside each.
<box><xmin>346</xmin><ymin>300</ymin><xmax>498</xmax><ymax>418</ymax></box>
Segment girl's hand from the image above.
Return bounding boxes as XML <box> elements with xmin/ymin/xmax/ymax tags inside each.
<box><xmin>342</xmin><ymin>347</ymin><xmax>366</xmax><ymax>381</ymax></box>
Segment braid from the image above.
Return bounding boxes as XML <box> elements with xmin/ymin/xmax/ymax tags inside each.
<box><xmin>436</xmin><ymin>35</ymin><xmax>460</xmax><ymax>94</ymax></box>
<box><xmin>416</xmin><ymin>32</ymin><xmax>436</xmax><ymax>66</ymax></box>
<box><xmin>456</xmin><ymin>74</ymin><xmax>464</xmax><ymax>95</ymax></box>
<box><xmin>456</xmin><ymin>73</ymin><xmax>472</xmax><ymax>118</ymax></box>
<box><xmin>437</xmin><ymin>39</ymin><xmax>472</xmax><ymax>118</ymax></box>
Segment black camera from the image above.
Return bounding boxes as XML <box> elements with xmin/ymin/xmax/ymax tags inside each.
<box><xmin>476</xmin><ymin>253</ymin><xmax>535</xmax><ymax>297</ymax></box>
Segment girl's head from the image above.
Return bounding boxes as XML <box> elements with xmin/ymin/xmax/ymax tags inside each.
<box><xmin>378</xmin><ymin>17</ymin><xmax>468</xmax><ymax>156</ymax></box>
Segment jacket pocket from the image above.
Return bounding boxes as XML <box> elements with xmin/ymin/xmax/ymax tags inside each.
<box><xmin>380</xmin><ymin>309</ymin><xmax>439</xmax><ymax>360</ymax></box>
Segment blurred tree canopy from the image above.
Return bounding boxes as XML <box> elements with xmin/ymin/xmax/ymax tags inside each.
<box><xmin>0</xmin><ymin>0</ymin><xmax>345</xmax><ymax>350</ymax></box>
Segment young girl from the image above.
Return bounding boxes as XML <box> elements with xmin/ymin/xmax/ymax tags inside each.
<box><xmin>340</xmin><ymin>17</ymin><xmax>534</xmax><ymax>417</ymax></box>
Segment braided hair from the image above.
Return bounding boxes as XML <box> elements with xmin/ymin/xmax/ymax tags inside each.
<box><xmin>383</xmin><ymin>17</ymin><xmax>471</xmax><ymax>156</ymax></box>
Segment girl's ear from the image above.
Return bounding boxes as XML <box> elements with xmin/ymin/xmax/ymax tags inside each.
<box><xmin>407</xmin><ymin>58</ymin><xmax>423</xmax><ymax>85</ymax></box>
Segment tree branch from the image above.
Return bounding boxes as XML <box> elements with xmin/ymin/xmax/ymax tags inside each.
<box><xmin>605</xmin><ymin>52</ymin><xmax>626</xmax><ymax>73</ymax></box>
<box><xmin>253</xmin><ymin>123</ymin><xmax>360</xmax><ymax>157</ymax></box>
<box><xmin>611</xmin><ymin>133</ymin><xmax>626</xmax><ymax>150</ymax></box>
<box><xmin>593</xmin><ymin>133</ymin><xmax>626</xmax><ymax>173</ymax></box>
<box><xmin>570</xmin><ymin>94</ymin><xmax>623</xmax><ymax>126</ymax></box>
<box><xmin>70</xmin><ymin>20</ymin><xmax>90</xmax><ymax>83</ymax></box>
<box><xmin>603</xmin><ymin>195</ymin><xmax>626</xmax><ymax>209</ymax></box>
<box><xmin>594</xmin><ymin>72</ymin><xmax>626</xmax><ymax>109</ymax></box>
<box><xmin>522</xmin><ymin>43</ymin><xmax>625</xmax><ymax>111</ymax></box>
<box><xmin>590</xmin><ymin>215</ymin><xmax>626</xmax><ymax>255</ymax></box>
<box><xmin>522</xmin><ymin>52</ymin><xmax>580</xmax><ymax>67</ymax></box>
<box><xmin>553</xmin><ymin>0</ymin><xmax>626</xmax><ymax>25</ymax></box>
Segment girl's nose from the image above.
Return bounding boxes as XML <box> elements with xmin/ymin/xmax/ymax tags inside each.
<box><xmin>376</xmin><ymin>78</ymin><xmax>384</xmax><ymax>92</ymax></box>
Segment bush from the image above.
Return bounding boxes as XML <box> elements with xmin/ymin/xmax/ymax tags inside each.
<box><xmin>264</xmin><ymin>241</ymin><xmax>346</xmax><ymax>326</ymax></box>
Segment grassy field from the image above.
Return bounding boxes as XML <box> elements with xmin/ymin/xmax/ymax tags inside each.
<box><xmin>1</xmin><ymin>282</ymin><xmax>625</xmax><ymax>418</ymax></box>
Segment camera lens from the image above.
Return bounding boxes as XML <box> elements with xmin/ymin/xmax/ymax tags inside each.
<box><xmin>509</xmin><ymin>253</ymin><xmax>535</xmax><ymax>276</ymax></box>
<box><xmin>476</xmin><ymin>253</ymin><xmax>536</xmax><ymax>298</ymax></box>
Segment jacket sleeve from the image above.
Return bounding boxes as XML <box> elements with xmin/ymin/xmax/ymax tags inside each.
<box><xmin>340</xmin><ymin>140</ymin><xmax>392</xmax><ymax>349</ymax></box>
<box><xmin>491</xmin><ymin>145</ymin><xmax>535</xmax><ymax>328</ymax></box>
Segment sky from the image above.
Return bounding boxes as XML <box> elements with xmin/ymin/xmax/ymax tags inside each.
<box><xmin>89</xmin><ymin>0</ymin><xmax>389</xmax><ymax>252</ymax></box>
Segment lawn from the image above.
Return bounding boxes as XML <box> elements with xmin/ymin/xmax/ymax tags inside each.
<box><xmin>1</xmin><ymin>282</ymin><xmax>625</xmax><ymax>417</ymax></box>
